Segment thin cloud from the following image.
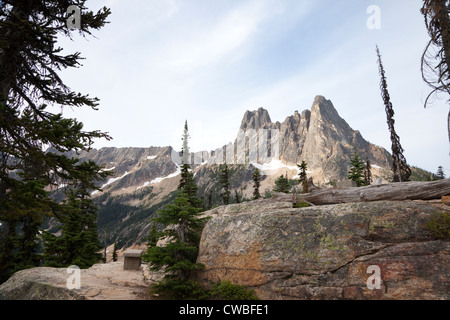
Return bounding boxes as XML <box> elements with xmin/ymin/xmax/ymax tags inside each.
<box><xmin>55</xmin><ymin>0</ymin><xmax>447</xmax><ymax>173</ymax></box>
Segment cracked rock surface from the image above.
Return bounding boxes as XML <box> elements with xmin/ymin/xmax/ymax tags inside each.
<box><xmin>197</xmin><ymin>200</ymin><xmax>449</xmax><ymax>299</ymax></box>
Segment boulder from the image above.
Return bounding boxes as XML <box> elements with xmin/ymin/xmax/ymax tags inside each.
<box><xmin>0</xmin><ymin>262</ymin><xmax>151</xmax><ymax>300</ymax></box>
<box><xmin>197</xmin><ymin>200</ymin><xmax>450</xmax><ymax>299</ymax></box>
<box><xmin>0</xmin><ymin>267</ymin><xmax>83</xmax><ymax>300</ymax></box>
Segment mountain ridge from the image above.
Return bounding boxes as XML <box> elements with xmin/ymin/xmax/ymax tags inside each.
<box><xmin>234</xmin><ymin>95</ymin><xmax>392</xmax><ymax>182</ymax></box>
<box><xmin>49</xmin><ymin>95</ymin><xmax>411</xmax><ymax>248</ymax></box>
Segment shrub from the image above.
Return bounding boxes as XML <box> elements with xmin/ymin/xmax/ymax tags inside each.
<box><xmin>426</xmin><ymin>211</ymin><xmax>450</xmax><ymax>239</ymax></box>
<box><xmin>150</xmin><ymin>279</ymin><xmax>208</xmax><ymax>300</ymax></box>
<box><xmin>209</xmin><ymin>280</ymin><xmax>259</xmax><ymax>300</ymax></box>
<box><xmin>293</xmin><ymin>200</ymin><xmax>311</xmax><ymax>208</ymax></box>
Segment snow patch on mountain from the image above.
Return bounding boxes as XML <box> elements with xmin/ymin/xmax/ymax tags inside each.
<box><xmin>251</xmin><ymin>160</ymin><xmax>300</xmax><ymax>175</ymax></box>
<box><xmin>91</xmin><ymin>171</ymin><xmax>129</xmax><ymax>195</ymax></box>
<box><xmin>136</xmin><ymin>181</ymin><xmax>150</xmax><ymax>191</ymax></box>
<box><xmin>150</xmin><ymin>165</ymin><xmax>181</xmax><ymax>185</ymax></box>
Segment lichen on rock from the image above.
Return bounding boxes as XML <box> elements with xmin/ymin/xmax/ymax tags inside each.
<box><xmin>196</xmin><ymin>200</ymin><xmax>450</xmax><ymax>300</ymax></box>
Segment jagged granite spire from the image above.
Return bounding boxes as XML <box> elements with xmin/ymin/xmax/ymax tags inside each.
<box><xmin>237</xmin><ymin>96</ymin><xmax>392</xmax><ymax>182</ymax></box>
<box><xmin>240</xmin><ymin>107</ymin><xmax>272</xmax><ymax>130</ymax></box>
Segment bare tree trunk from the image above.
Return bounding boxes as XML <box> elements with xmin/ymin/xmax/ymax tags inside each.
<box><xmin>274</xmin><ymin>179</ymin><xmax>450</xmax><ymax>205</ymax></box>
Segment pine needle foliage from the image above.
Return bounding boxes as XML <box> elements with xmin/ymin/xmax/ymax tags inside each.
<box><xmin>0</xmin><ymin>1</ymin><xmax>111</xmax><ymax>283</ymax></box>
<box><xmin>252</xmin><ymin>168</ymin><xmax>261</xmax><ymax>200</ymax></box>
<box><xmin>347</xmin><ymin>148</ymin><xmax>367</xmax><ymax>187</ymax></box>
<box><xmin>219</xmin><ymin>163</ymin><xmax>231</xmax><ymax>205</ymax></box>
<box><xmin>274</xmin><ymin>174</ymin><xmax>290</xmax><ymax>193</ymax></box>
<box><xmin>297</xmin><ymin>161</ymin><xmax>308</xmax><ymax>193</ymax></box>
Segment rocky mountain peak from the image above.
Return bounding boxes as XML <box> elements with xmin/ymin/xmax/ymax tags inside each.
<box><xmin>240</xmin><ymin>107</ymin><xmax>272</xmax><ymax>130</ymax></box>
<box><xmin>310</xmin><ymin>95</ymin><xmax>341</xmax><ymax>123</ymax></box>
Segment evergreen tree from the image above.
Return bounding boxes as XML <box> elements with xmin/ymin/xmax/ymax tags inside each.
<box><xmin>112</xmin><ymin>242</ymin><xmax>118</xmax><ymax>262</ymax></box>
<box><xmin>178</xmin><ymin>120</ymin><xmax>191</xmax><ymax>191</ymax></box>
<box><xmin>234</xmin><ymin>189</ymin><xmax>241</xmax><ymax>203</ymax></box>
<box><xmin>143</xmin><ymin>120</ymin><xmax>208</xmax><ymax>298</ymax></box>
<box><xmin>42</xmin><ymin>187</ymin><xmax>102</xmax><ymax>268</ymax></box>
<box><xmin>364</xmin><ymin>159</ymin><xmax>373</xmax><ymax>185</ymax></box>
<box><xmin>177</xmin><ymin>120</ymin><xmax>202</xmax><ymax>208</ymax></box>
<box><xmin>42</xmin><ymin>161</ymin><xmax>107</xmax><ymax>269</ymax></box>
<box><xmin>180</xmin><ymin>167</ymin><xmax>202</xmax><ymax>208</ymax></box>
<box><xmin>347</xmin><ymin>148</ymin><xmax>367</xmax><ymax>187</ymax></box>
<box><xmin>219</xmin><ymin>164</ymin><xmax>231</xmax><ymax>205</ymax></box>
<box><xmin>437</xmin><ymin>166</ymin><xmax>446</xmax><ymax>179</ymax></box>
<box><xmin>0</xmin><ymin>1</ymin><xmax>111</xmax><ymax>283</ymax></box>
<box><xmin>297</xmin><ymin>161</ymin><xmax>308</xmax><ymax>194</ymax></box>
<box><xmin>147</xmin><ymin>222</ymin><xmax>159</xmax><ymax>248</ymax></box>
<box><xmin>181</xmin><ymin>120</ymin><xmax>191</xmax><ymax>165</ymax></box>
<box><xmin>376</xmin><ymin>45</ymin><xmax>411</xmax><ymax>182</ymax></box>
<box><xmin>252</xmin><ymin>168</ymin><xmax>261</xmax><ymax>200</ymax></box>
<box><xmin>142</xmin><ymin>189</ymin><xmax>209</xmax><ymax>299</ymax></box>
<box><xmin>274</xmin><ymin>174</ymin><xmax>290</xmax><ymax>193</ymax></box>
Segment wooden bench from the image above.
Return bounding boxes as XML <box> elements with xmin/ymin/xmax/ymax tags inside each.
<box><xmin>123</xmin><ymin>249</ymin><xmax>143</xmax><ymax>271</ymax></box>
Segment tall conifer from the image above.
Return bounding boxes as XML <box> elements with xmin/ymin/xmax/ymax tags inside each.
<box><xmin>252</xmin><ymin>168</ymin><xmax>261</xmax><ymax>200</ymax></box>
<box><xmin>347</xmin><ymin>148</ymin><xmax>366</xmax><ymax>187</ymax></box>
<box><xmin>0</xmin><ymin>1</ymin><xmax>111</xmax><ymax>283</ymax></box>
<box><xmin>143</xmin><ymin>121</ymin><xmax>208</xmax><ymax>298</ymax></box>
<box><xmin>42</xmin><ymin>160</ymin><xmax>108</xmax><ymax>268</ymax></box>
<box><xmin>297</xmin><ymin>161</ymin><xmax>308</xmax><ymax>193</ymax></box>
<box><xmin>219</xmin><ymin>164</ymin><xmax>231</xmax><ymax>205</ymax></box>
<box><xmin>177</xmin><ymin>120</ymin><xmax>202</xmax><ymax>208</ymax></box>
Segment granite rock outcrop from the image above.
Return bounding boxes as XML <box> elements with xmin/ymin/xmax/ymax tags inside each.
<box><xmin>197</xmin><ymin>199</ymin><xmax>449</xmax><ymax>299</ymax></box>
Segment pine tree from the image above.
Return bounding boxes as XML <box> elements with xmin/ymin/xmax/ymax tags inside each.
<box><xmin>234</xmin><ymin>189</ymin><xmax>241</xmax><ymax>203</ymax></box>
<box><xmin>181</xmin><ymin>120</ymin><xmax>191</xmax><ymax>165</ymax></box>
<box><xmin>142</xmin><ymin>189</ymin><xmax>209</xmax><ymax>299</ymax></box>
<box><xmin>177</xmin><ymin>121</ymin><xmax>202</xmax><ymax>208</ymax></box>
<box><xmin>143</xmin><ymin>120</ymin><xmax>208</xmax><ymax>298</ymax></box>
<box><xmin>178</xmin><ymin>120</ymin><xmax>191</xmax><ymax>191</ymax></box>
<box><xmin>376</xmin><ymin>45</ymin><xmax>411</xmax><ymax>182</ymax></box>
<box><xmin>297</xmin><ymin>161</ymin><xmax>308</xmax><ymax>194</ymax></box>
<box><xmin>42</xmin><ymin>186</ymin><xmax>102</xmax><ymax>268</ymax></box>
<box><xmin>42</xmin><ymin>161</ymin><xmax>107</xmax><ymax>269</ymax></box>
<box><xmin>437</xmin><ymin>166</ymin><xmax>446</xmax><ymax>179</ymax></box>
<box><xmin>347</xmin><ymin>148</ymin><xmax>367</xmax><ymax>187</ymax></box>
<box><xmin>364</xmin><ymin>159</ymin><xmax>373</xmax><ymax>185</ymax></box>
<box><xmin>147</xmin><ymin>222</ymin><xmax>159</xmax><ymax>248</ymax></box>
<box><xmin>0</xmin><ymin>1</ymin><xmax>111</xmax><ymax>283</ymax></box>
<box><xmin>180</xmin><ymin>166</ymin><xmax>202</xmax><ymax>208</ymax></box>
<box><xmin>219</xmin><ymin>164</ymin><xmax>231</xmax><ymax>205</ymax></box>
<box><xmin>252</xmin><ymin>168</ymin><xmax>261</xmax><ymax>200</ymax></box>
<box><xmin>274</xmin><ymin>174</ymin><xmax>290</xmax><ymax>193</ymax></box>
<box><xmin>112</xmin><ymin>243</ymin><xmax>118</xmax><ymax>262</ymax></box>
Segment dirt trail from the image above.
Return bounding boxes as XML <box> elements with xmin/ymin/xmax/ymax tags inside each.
<box><xmin>78</xmin><ymin>261</ymin><xmax>158</xmax><ymax>300</ymax></box>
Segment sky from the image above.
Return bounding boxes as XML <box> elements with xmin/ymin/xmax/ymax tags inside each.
<box><xmin>56</xmin><ymin>0</ymin><xmax>449</xmax><ymax>174</ymax></box>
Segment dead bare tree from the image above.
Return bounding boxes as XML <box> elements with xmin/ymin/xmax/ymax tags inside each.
<box><xmin>420</xmin><ymin>0</ymin><xmax>450</xmax><ymax>147</ymax></box>
<box><xmin>376</xmin><ymin>45</ymin><xmax>411</xmax><ymax>182</ymax></box>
